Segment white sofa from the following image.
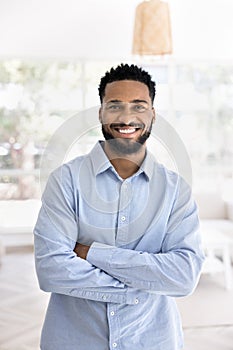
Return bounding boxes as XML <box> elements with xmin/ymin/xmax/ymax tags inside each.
<box><xmin>194</xmin><ymin>192</ymin><xmax>233</xmax><ymax>257</ymax></box>
<box><xmin>0</xmin><ymin>199</ymin><xmax>41</xmax><ymax>253</ymax></box>
<box><xmin>194</xmin><ymin>192</ymin><xmax>233</xmax><ymax>289</ymax></box>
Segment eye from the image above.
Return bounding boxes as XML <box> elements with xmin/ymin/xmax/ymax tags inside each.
<box><xmin>133</xmin><ymin>104</ymin><xmax>147</xmax><ymax>112</ymax></box>
<box><xmin>106</xmin><ymin>103</ymin><xmax>122</xmax><ymax>111</ymax></box>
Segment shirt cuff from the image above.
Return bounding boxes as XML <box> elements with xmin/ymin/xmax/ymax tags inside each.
<box><xmin>87</xmin><ymin>241</ymin><xmax>115</xmax><ymax>271</ymax></box>
<box><xmin>87</xmin><ymin>242</ymin><xmax>140</xmax><ymax>305</ymax></box>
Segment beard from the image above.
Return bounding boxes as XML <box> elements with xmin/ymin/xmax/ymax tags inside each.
<box><xmin>101</xmin><ymin>122</ymin><xmax>153</xmax><ymax>155</ymax></box>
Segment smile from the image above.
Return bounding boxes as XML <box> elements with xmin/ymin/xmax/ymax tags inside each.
<box><xmin>110</xmin><ymin>123</ymin><xmax>144</xmax><ymax>135</ymax></box>
<box><xmin>118</xmin><ymin>128</ymin><xmax>136</xmax><ymax>134</ymax></box>
<box><xmin>112</xmin><ymin>126</ymin><xmax>141</xmax><ymax>138</ymax></box>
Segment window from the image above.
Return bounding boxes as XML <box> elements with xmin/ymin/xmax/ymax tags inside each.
<box><xmin>0</xmin><ymin>59</ymin><xmax>232</xmax><ymax>199</ymax></box>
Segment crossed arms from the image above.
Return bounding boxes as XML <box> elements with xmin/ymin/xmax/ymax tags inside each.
<box><xmin>34</xmin><ymin>166</ymin><xmax>205</xmax><ymax>304</ymax></box>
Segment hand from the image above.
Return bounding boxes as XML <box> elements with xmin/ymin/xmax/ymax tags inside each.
<box><xmin>74</xmin><ymin>243</ymin><xmax>90</xmax><ymax>260</ymax></box>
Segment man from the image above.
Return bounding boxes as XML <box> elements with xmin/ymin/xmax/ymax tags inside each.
<box><xmin>34</xmin><ymin>63</ymin><xmax>204</xmax><ymax>350</ymax></box>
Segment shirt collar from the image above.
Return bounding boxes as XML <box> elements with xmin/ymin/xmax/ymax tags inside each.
<box><xmin>89</xmin><ymin>141</ymin><xmax>112</xmax><ymax>176</ymax></box>
<box><xmin>139</xmin><ymin>150</ymin><xmax>155</xmax><ymax>181</ymax></box>
<box><xmin>89</xmin><ymin>141</ymin><xmax>155</xmax><ymax>181</ymax></box>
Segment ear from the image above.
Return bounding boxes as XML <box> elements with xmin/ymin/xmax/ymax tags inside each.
<box><xmin>99</xmin><ymin>107</ymin><xmax>103</xmax><ymax>123</ymax></box>
<box><xmin>152</xmin><ymin>107</ymin><xmax>156</xmax><ymax>123</ymax></box>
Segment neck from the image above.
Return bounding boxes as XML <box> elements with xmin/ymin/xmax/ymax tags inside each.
<box><xmin>103</xmin><ymin>142</ymin><xmax>146</xmax><ymax>179</ymax></box>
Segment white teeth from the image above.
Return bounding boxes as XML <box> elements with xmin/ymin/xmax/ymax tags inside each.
<box><xmin>118</xmin><ymin>128</ymin><xmax>136</xmax><ymax>134</ymax></box>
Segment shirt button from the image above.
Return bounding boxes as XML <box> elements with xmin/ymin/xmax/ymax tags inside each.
<box><xmin>113</xmin><ymin>343</ymin><xmax>117</xmax><ymax>348</ymax></box>
<box><xmin>110</xmin><ymin>311</ymin><xmax>115</xmax><ymax>316</ymax></box>
<box><xmin>121</xmin><ymin>216</ymin><xmax>126</xmax><ymax>221</ymax></box>
<box><xmin>135</xmin><ymin>298</ymin><xmax>139</xmax><ymax>304</ymax></box>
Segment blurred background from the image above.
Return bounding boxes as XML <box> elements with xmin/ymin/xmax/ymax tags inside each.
<box><xmin>0</xmin><ymin>0</ymin><xmax>233</xmax><ymax>200</ymax></box>
<box><xmin>0</xmin><ymin>1</ymin><xmax>233</xmax><ymax>349</ymax></box>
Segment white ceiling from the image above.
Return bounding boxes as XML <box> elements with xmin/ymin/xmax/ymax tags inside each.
<box><xmin>0</xmin><ymin>0</ymin><xmax>233</xmax><ymax>60</ymax></box>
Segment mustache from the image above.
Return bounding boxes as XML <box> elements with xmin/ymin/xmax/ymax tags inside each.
<box><xmin>110</xmin><ymin>122</ymin><xmax>145</xmax><ymax>129</ymax></box>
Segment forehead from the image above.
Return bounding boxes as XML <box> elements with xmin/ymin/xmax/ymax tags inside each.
<box><xmin>103</xmin><ymin>80</ymin><xmax>150</xmax><ymax>102</ymax></box>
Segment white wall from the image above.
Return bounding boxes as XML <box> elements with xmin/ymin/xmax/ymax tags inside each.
<box><xmin>0</xmin><ymin>0</ymin><xmax>233</xmax><ymax>60</ymax></box>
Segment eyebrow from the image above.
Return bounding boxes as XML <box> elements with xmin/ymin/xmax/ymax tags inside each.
<box><xmin>106</xmin><ymin>99</ymin><xmax>149</xmax><ymax>104</ymax></box>
<box><xmin>131</xmin><ymin>99</ymin><xmax>149</xmax><ymax>105</ymax></box>
<box><xmin>106</xmin><ymin>99</ymin><xmax>122</xmax><ymax>103</ymax></box>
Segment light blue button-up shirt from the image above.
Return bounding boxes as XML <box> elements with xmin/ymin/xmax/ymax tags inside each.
<box><xmin>34</xmin><ymin>141</ymin><xmax>204</xmax><ymax>350</ymax></box>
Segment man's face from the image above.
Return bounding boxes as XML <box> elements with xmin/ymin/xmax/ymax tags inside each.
<box><xmin>99</xmin><ymin>80</ymin><xmax>155</xmax><ymax>155</ymax></box>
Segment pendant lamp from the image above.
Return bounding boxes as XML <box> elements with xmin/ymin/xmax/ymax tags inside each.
<box><xmin>132</xmin><ymin>0</ymin><xmax>173</xmax><ymax>56</ymax></box>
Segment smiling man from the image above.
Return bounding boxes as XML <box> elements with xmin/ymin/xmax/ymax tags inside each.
<box><xmin>100</xmin><ymin>79</ymin><xmax>155</xmax><ymax>156</ymax></box>
<box><xmin>34</xmin><ymin>64</ymin><xmax>205</xmax><ymax>350</ymax></box>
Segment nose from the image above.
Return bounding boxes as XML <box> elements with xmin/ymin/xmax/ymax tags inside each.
<box><xmin>117</xmin><ymin>114</ymin><xmax>136</xmax><ymax>126</ymax></box>
<box><xmin>117</xmin><ymin>105</ymin><xmax>137</xmax><ymax>124</ymax></box>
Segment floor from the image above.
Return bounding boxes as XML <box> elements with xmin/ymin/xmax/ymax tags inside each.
<box><xmin>0</xmin><ymin>248</ymin><xmax>233</xmax><ymax>350</ymax></box>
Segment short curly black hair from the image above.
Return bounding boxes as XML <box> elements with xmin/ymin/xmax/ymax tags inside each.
<box><xmin>98</xmin><ymin>63</ymin><xmax>156</xmax><ymax>104</ymax></box>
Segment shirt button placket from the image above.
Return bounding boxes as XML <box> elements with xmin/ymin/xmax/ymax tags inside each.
<box><xmin>121</xmin><ymin>215</ymin><xmax>126</xmax><ymax>222</ymax></box>
<box><xmin>116</xmin><ymin>180</ymin><xmax>130</xmax><ymax>245</ymax></box>
<box><xmin>108</xmin><ymin>305</ymin><xmax>120</xmax><ymax>350</ymax></box>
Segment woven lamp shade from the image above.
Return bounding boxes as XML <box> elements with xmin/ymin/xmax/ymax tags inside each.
<box><xmin>132</xmin><ymin>0</ymin><xmax>173</xmax><ymax>56</ymax></box>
